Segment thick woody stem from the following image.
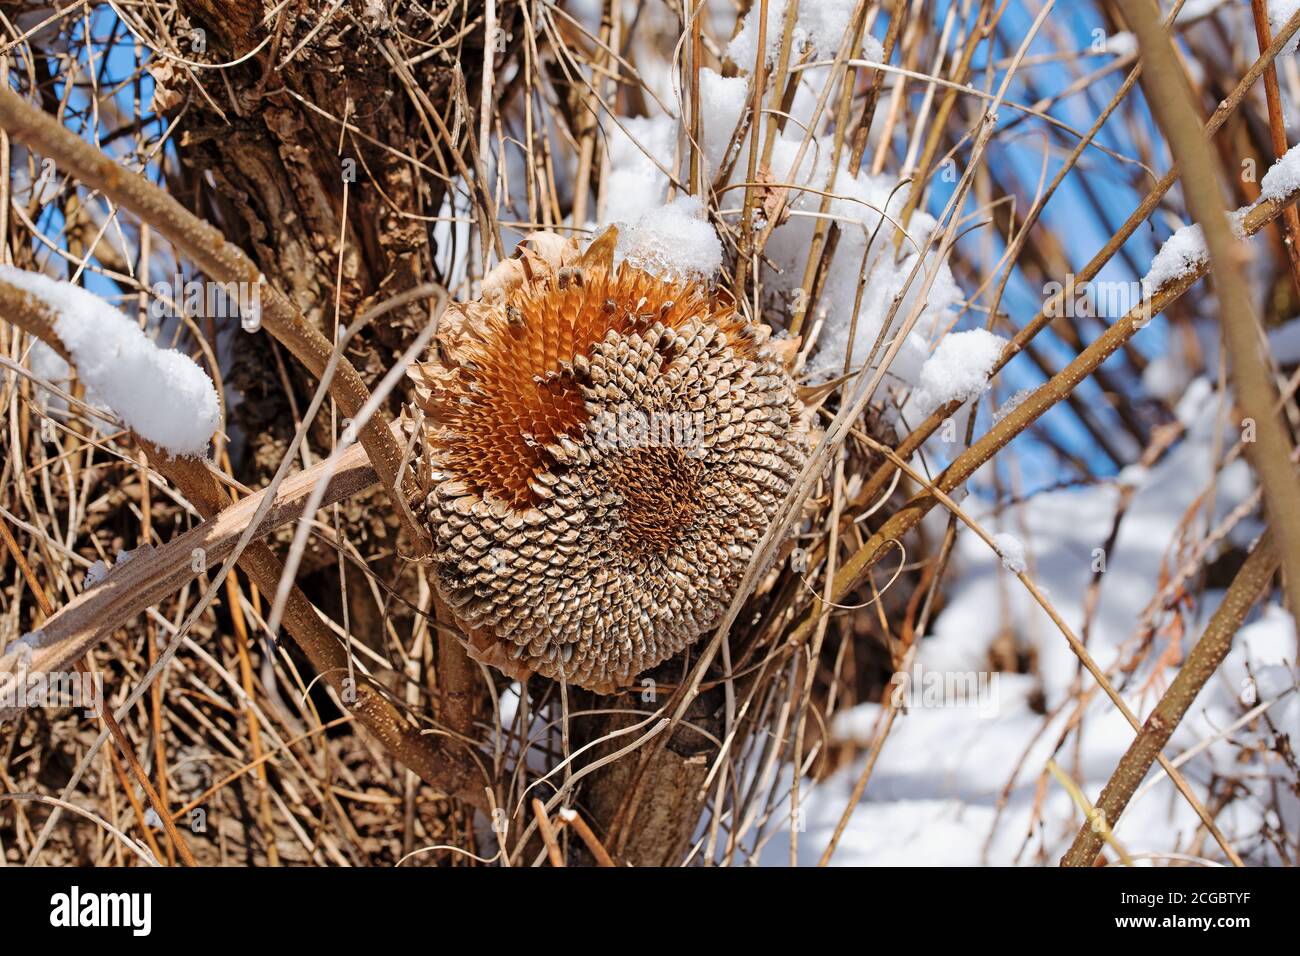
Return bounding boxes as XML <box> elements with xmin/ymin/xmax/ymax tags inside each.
<box><xmin>0</xmin><ymin>85</ymin><xmax>429</xmax><ymax>555</ymax></box>
<box><xmin>0</xmin><ymin>282</ymin><xmax>486</xmax><ymax>808</ymax></box>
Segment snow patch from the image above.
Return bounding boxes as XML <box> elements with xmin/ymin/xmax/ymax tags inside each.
<box><xmin>911</xmin><ymin>329</ymin><xmax>1007</xmax><ymax>416</ymax></box>
<box><xmin>698</xmin><ymin>68</ymin><xmax>749</xmax><ymax>176</ymax></box>
<box><xmin>83</xmin><ymin>560</ymin><xmax>109</xmax><ymax>589</ymax></box>
<box><xmin>1270</xmin><ymin>0</ymin><xmax>1300</xmax><ymax>56</ymax></box>
<box><xmin>1176</xmin><ymin>0</ymin><xmax>1231</xmax><ymax>24</ymax></box>
<box><xmin>602</xmin><ymin>116</ymin><xmax>676</xmax><ymax>224</ymax></box>
<box><xmin>27</xmin><ymin>339</ymin><xmax>73</xmax><ymax>415</ymax></box>
<box><xmin>762</xmin><ymin>382</ymin><xmax>1292</xmax><ymax>865</ymax></box>
<box><xmin>1104</xmin><ymin>31</ymin><xmax>1137</xmax><ymax>57</ymax></box>
<box><xmin>83</xmin><ymin>546</ymin><xmax>143</xmax><ymax>591</ymax></box>
<box><xmin>1260</xmin><ymin>141</ymin><xmax>1300</xmax><ymax>203</ymax></box>
<box><xmin>727</xmin><ymin>0</ymin><xmax>861</xmax><ymax>68</ymax></box>
<box><xmin>2</xmin><ymin>629</ymin><xmax>46</xmax><ymax>666</ymax></box>
<box><xmin>0</xmin><ymin>267</ymin><xmax>220</xmax><ymax>457</ymax></box>
<box><xmin>862</xmin><ymin>33</ymin><xmax>884</xmax><ymax>64</ymax></box>
<box><xmin>1142</xmin><ymin>354</ymin><xmax>1191</xmax><ymax>401</ymax></box>
<box><xmin>761</xmin><ymin>141</ymin><xmax>962</xmax><ymax>387</ymax></box>
<box><xmin>992</xmin><ymin>532</ymin><xmax>1027</xmax><ymax>574</ymax></box>
<box><xmin>618</xmin><ymin>196</ymin><xmax>723</xmax><ymax>280</ymax></box>
<box><xmin>1142</xmin><ymin>209</ymin><xmax>1247</xmax><ymax>287</ymax></box>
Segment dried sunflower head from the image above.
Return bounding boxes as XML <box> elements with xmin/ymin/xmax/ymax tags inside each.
<box><xmin>407</xmin><ymin>229</ymin><xmax>814</xmax><ymax>693</ymax></box>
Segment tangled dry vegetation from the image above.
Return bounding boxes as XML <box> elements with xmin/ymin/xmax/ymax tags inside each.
<box><xmin>0</xmin><ymin>0</ymin><xmax>1298</xmax><ymax>867</ymax></box>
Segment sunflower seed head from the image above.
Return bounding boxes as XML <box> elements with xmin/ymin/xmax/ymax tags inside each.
<box><xmin>406</xmin><ymin>235</ymin><xmax>814</xmax><ymax>693</ymax></box>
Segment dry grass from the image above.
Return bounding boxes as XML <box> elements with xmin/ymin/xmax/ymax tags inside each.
<box><xmin>0</xmin><ymin>0</ymin><xmax>1297</xmax><ymax>867</ymax></box>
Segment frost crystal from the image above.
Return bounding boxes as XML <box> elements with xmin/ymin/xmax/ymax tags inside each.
<box><xmin>992</xmin><ymin>532</ymin><xmax>1027</xmax><ymax>574</ymax></box>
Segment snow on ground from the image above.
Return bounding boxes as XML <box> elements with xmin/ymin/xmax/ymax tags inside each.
<box><xmin>761</xmin><ymin>378</ymin><xmax>1296</xmax><ymax>866</ymax></box>
<box><xmin>1</xmin><ymin>266</ymin><xmax>220</xmax><ymax>456</ymax></box>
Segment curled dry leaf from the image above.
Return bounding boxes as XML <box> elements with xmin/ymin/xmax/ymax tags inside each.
<box><xmin>147</xmin><ymin>62</ymin><xmax>183</xmax><ymax>114</ymax></box>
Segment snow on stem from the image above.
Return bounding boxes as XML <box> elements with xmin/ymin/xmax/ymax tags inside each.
<box><xmin>0</xmin><ymin>268</ymin><xmax>219</xmax><ymax>457</ymax></box>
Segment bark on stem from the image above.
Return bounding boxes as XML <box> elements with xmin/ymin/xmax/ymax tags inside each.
<box><xmin>0</xmin><ymin>283</ymin><xmax>486</xmax><ymax>806</ymax></box>
<box><xmin>0</xmin><ymin>85</ymin><xmax>429</xmax><ymax>554</ymax></box>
